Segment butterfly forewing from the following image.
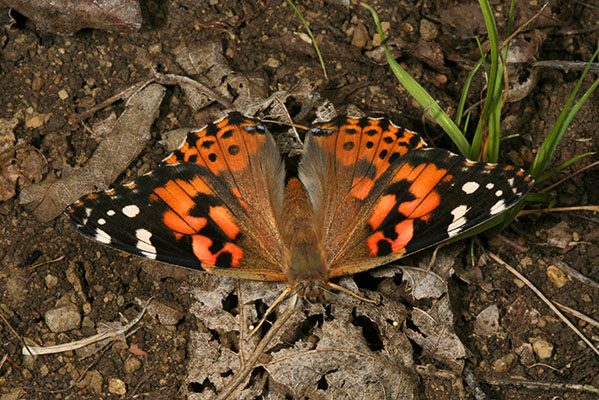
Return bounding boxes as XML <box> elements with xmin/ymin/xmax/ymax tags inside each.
<box><xmin>66</xmin><ymin>113</ymin><xmax>288</xmax><ymax>282</ymax></box>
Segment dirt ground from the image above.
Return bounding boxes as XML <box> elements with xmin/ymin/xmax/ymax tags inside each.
<box><xmin>1</xmin><ymin>0</ymin><xmax>599</xmax><ymax>399</ymax></box>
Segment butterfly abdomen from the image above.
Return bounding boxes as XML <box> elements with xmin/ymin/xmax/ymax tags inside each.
<box><xmin>279</xmin><ymin>178</ymin><xmax>328</xmax><ymax>286</ymax></box>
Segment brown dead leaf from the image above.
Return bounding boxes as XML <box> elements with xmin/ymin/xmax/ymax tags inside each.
<box><xmin>19</xmin><ymin>83</ymin><xmax>165</xmax><ymax>222</ymax></box>
<box><xmin>264</xmin><ymin>303</ymin><xmax>418</xmax><ymax>399</ymax></box>
<box><xmin>474</xmin><ymin>304</ymin><xmax>506</xmax><ymax>339</ymax></box>
<box><xmin>4</xmin><ymin>0</ymin><xmax>142</xmax><ymax>35</ymax></box>
<box><xmin>173</xmin><ymin>41</ymin><xmax>269</xmax><ymax>114</ymax></box>
<box><xmin>405</xmin><ymin>296</ymin><xmax>466</xmax><ymax>372</ymax></box>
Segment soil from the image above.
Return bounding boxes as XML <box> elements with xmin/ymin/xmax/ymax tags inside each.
<box><xmin>1</xmin><ymin>1</ymin><xmax>599</xmax><ymax>399</ymax></box>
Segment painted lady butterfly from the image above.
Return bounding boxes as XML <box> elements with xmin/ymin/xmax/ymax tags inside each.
<box><xmin>65</xmin><ymin>112</ymin><xmax>533</xmax><ymax>297</ymax></box>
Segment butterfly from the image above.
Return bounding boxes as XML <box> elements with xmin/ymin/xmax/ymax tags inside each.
<box><xmin>65</xmin><ymin>112</ymin><xmax>533</xmax><ymax>298</ymax></box>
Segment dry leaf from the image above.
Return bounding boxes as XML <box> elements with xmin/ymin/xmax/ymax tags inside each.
<box><xmin>405</xmin><ymin>296</ymin><xmax>466</xmax><ymax>371</ymax></box>
<box><xmin>19</xmin><ymin>83</ymin><xmax>165</xmax><ymax>221</ymax></box>
<box><xmin>3</xmin><ymin>0</ymin><xmax>142</xmax><ymax>35</ymax></box>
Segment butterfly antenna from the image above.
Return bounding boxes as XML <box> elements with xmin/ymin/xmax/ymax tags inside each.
<box><xmin>326</xmin><ymin>282</ymin><xmax>376</xmax><ymax>304</ymax></box>
<box><xmin>246</xmin><ymin>287</ymin><xmax>292</xmax><ymax>341</ymax></box>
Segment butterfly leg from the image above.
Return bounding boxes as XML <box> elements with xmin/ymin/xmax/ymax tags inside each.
<box><xmin>326</xmin><ymin>282</ymin><xmax>378</xmax><ymax>304</ymax></box>
<box><xmin>246</xmin><ymin>286</ymin><xmax>293</xmax><ymax>341</ymax></box>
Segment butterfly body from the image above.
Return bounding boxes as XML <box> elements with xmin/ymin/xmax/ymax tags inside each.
<box><xmin>280</xmin><ymin>177</ymin><xmax>328</xmax><ymax>292</ymax></box>
<box><xmin>65</xmin><ymin>112</ymin><xmax>534</xmax><ymax>295</ymax></box>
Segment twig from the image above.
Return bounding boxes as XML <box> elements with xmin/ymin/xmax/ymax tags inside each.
<box><xmin>551</xmin><ymin>259</ymin><xmax>599</xmax><ymax>290</ymax></box>
<box><xmin>518</xmin><ymin>205</ymin><xmax>599</xmax><ymax>217</ymax></box>
<box><xmin>462</xmin><ymin>365</ymin><xmax>487</xmax><ymax>400</ymax></box>
<box><xmin>21</xmin><ymin>297</ymin><xmax>153</xmax><ymax>356</ymax></box>
<box><xmin>481</xmin><ymin>375</ymin><xmax>599</xmax><ymax>394</ymax></box>
<box><xmin>25</xmin><ymin>255</ymin><xmax>65</xmax><ymax>273</ymax></box>
<box><xmin>533</xmin><ymin>60</ymin><xmax>599</xmax><ymax>73</ymax></box>
<box><xmin>488</xmin><ymin>252</ymin><xmax>599</xmax><ymax>357</ymax></box>
<box><xmin>217</xmin><ymin>296</ymin><xmax>298</xmax><ymax>399</ymax></box>
<box><xmin>554</xmin><ymin>301</ymin><xmax>599</xmax><ymax>329</ymax></box>
<box><xmin>539</xmin><ymin>160</ymin><xmax>599</xmax><ymax>193</ymax></box>
<box><xmin>0</xmin><ymin>308</ymin><xmax>34</xmax><ymax>357</ymax></box>
<box><xmin>71</xmin><ymin>79</ymin><xmax>153</xmax><ymax>123</ymax></box>
<box><xmin>154</xmin><ymin>73</ymin><xmax>233</xmax><ymax>109</ymax></box>
<box><xmin>237</xmin><ymin>280</ymin><xmax>246</xmax><ymax>368</ymax></box>
<box><xmin>490</xmin><ymin>232</ymin><xmax>528</xmax><ymax>253</ymax></box>
<box><xmin>71</xmin><ymin>72</ymin><xmax>234</xmax><ymax>124</ymax></box>
<box><xmin>235</xmin><ymin>0</ymin><xmax>270</xmax><ymax>26</ymax></box>
<box><xmin>127</xmin><ymin>371</ymin><xmax>154</xmax><ymax>399</ymax></box>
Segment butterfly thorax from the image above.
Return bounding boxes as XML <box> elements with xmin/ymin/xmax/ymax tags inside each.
<box><xmin>280</xmin><ymin>178</ymin><xmax>328</xmax><ymax>295</ymax></box>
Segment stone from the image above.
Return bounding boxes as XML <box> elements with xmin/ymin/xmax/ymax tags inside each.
<box><xmin>44</xmin><ymin>300</ymin><xmax>81</xmax><ymax>333</ymax></box>
<box><xmin>108</xmin><ymin>377</ymin><xmax>126</xmax><ymax>395</ymax></box>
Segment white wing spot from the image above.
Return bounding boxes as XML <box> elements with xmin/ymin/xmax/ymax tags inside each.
<box><xmin>135</xmin><ymin>228</ymin><xmax>157</xmax><ymax>259</ymax></box>
<box><xmin>495</xmin><ymin>190</ymin><xmax>503</xmax><ymax>197</ymax></box>
<box><xmin>462</xmin><ymin>181</ymin><xmax>480</xmax><ymax>194</ymax></box>
<box><xmin>447</xmin><ymin>205</ymin><xmax>469</xmax><ymax>234</ymax></box>
<box><xmin>486</xmin><ymin>183</ymin><xmax>494</xmax><ymax>189</ymax></box>
<box><xmin>97</xmin><ymin>218</ymin><xmax>106</xmax><ymax>225</ymax></box>
<box><xmin>508</xmin><ymin>178</ymin><xmax>515</xmax><ymax>186</ymax></box>
<box><xmin>107</xmin><ymin>210</ymin><xmax>116</xmax><ymax>216</ymax></box>
<box><xmin>490</xmin><ymin>199</ymin><xmax>506</xmax><ymax>215</ymax></box>
<box><xmin>512</xmin><ymin>186</ymin><xmax>518</xmax><ymax>194</ymax></box>
<box><xmin>85</xmin><ymin>208</ymin><xmax>92</xmax><ymax>217</ymax></box>
<box><xmin>94</xmin><ymin>228</ymin><xmax>111</xmax><ymax>244</ymax></box>
<box><xmin>122</xmin><ymin>205</ymin><xmax>140</xmax><ymax>218</ymax></box>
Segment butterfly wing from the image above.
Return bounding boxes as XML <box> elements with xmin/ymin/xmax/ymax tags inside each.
<box><xmin>299</xmin><ymin>116</ymin><xmax>534</xmax><ymax>278</ymax></box>
<box><xmin>299</xmin><ymin>115</ymin><xmax>427</xmax><ymax>265</ymax></box>
<box><xmin>65</xmin><ymin>113</ymin><xmax>287</xmax><ymax>281</ymax></box>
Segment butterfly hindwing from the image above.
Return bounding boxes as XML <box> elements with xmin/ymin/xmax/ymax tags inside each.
<box><xmin>164</xmin><ymin>112</ymin><xmax>286</xmax><ymax>246</ymax></box>
<box><xmin>299</xmin><ymin>115</ymin><xmax>427</xmax><ymax>264</ymax></box>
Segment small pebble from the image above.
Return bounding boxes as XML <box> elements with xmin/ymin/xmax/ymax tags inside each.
<box><xmin>531</xmin><ymin>337</ymin><xmax>554</xmax><ymax>359</ymax></box>
<box><xmin>58</xmin><ymin>89</ymin><xmax>69</xmax><ymax>100</ymax></box>
<box><xmin>492</xmin><ymin>353</ymin><xmax>516</xmax><ymax>373</ymax></box>
<box><xmin>124</xmin><ymin>357</ymin><xmax>142</xmax><ymax>374</ymax></box>
<box><xmin>351</xmin><ymin>22</ymin><xmax>368</xmax><ymax>48</ymax></box>
<box><xmin>265</xmin><ymin>57</ymin><xmax>280</xmax><ymax>68</ymax></box>
<box><xmin>420</xmin><ymin>19</ymin><xmax>439</xmax><ymax>41</ymax></box>
<box><xmin>546</xmin><ymin>265</ymin><xmax>568</xmax><ymax>288</ymax></box>
<box><xmin>31</xmin><ymin>76</ymin><xmax>44</xmax><ymax>91</ymax></box>
<box><xmin>44</xmin><ymin>301</ymin><xmax>81</xmax><ymax>333</ymax></box>
<box><xmin>108</xmin><ymin>377</ymin><xmax>126</xmax><ymax>395</ymax></box>
<box><xmin>44</xmin><ymin>274</ymin><xmax>58</xmax><ymax>289</ymax></box>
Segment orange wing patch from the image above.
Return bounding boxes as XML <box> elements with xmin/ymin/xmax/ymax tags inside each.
<box><xmin>149</xmin><ymin>173</ymin><xmax>245</xmax><ymax>269</ymax></box>
<box><xmin>163</xmin><ymin>112</ymin><xmax>268</xmax><ymax>175</ymax></box>
<box><xmin>367</xmin><ymin>160</ymin><xmax>451</xmax><ymax>257</ymax></box>
<box><xmin>310</xmin><ymin>116</ymin><xmax>427</xmax><ymax>201</ymax></box>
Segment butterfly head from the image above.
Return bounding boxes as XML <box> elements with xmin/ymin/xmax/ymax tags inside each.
<box><xmin>291</xmin><ymin>279</ymin><xmax>326</xmax><ymax>301</ymax></box>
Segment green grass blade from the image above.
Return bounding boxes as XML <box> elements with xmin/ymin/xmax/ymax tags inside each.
<box><xmin>531</xmin><ymin>78</ymin><xmax>599</xmax><ymax>178</ymax></box>
<box><xmin>456</xmin><ymin>58</ymin><xmax>483</xmax><ymax>128</ymax></box>
<box><xmin>537</xmin><ymin>152</ymin><xmax>596</xmax><ymax>183</ymax></box>
<box><xmin>286</xmin><ymin>0</ymin><xmax>328</xmax><ymax>79</ymax></box>
<box><xmin>530</xmin><ymin>46</ymin><xmax>599</xmax><ymax>178</ymax></box>
<box><xmin>361</xmin><ymin>2</ymin><xmax>470</xmax><ymax>156</ymax></box>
